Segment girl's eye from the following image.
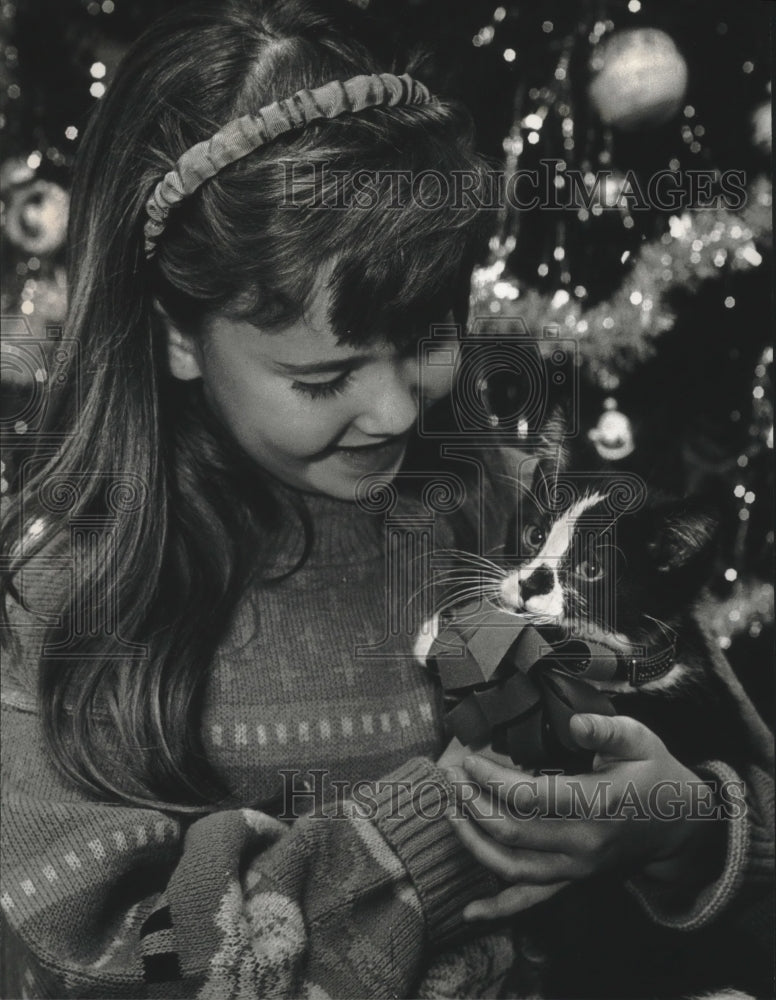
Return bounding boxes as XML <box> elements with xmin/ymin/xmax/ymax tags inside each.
<box><xmin>291</xmin><ymin>371</ymin><xmax>353</xmax><ymax>400</ymax></box>
<box><xmin>574</xmin><ymin>559</ymin><xmax>604</xmax><ymax>581</ymax></box>
<box><xmin>522</xmin><ymin>524</ymin><xmax>545</xmax><ymax>552</ymax></box>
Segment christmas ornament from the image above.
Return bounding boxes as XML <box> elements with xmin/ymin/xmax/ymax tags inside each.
<box><xmin>2</xmin><ymin>178</ymin><xmax>69</xmax><ymax>255</ymax></box>
<box><xmin>0</xmin><ymin>157</ymin><xmax>35</xmax><ymax>191</ymax></box>
<box><xmin>471</xmin><ymin>177</ymin><xmax>770</xmax><ymax>391</ymax></box>
<box><xmin>588</xmin><ymin>398</ymin><xmax>634</xmax><ymax>460</ymax></box>
<box><xmin>588</xmin><ymin>29</ymin><xmax>688</xmax><ymax>131</ymax></box>
<box><xmin>751</xmin><ymin>100</ymin><xmax>772</xmax><ymax>154</ymax></box>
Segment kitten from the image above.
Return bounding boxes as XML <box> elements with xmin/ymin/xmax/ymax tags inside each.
<box><xmin>418</xmin><ymin>425</ymin><xmax>748</xmax><ymax>769</ymax></box>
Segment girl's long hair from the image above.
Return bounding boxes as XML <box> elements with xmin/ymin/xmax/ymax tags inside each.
<box><xmin>0</xmin><ymin>0</ymin><xmax>491</xmax><ymax>810</ymax></box>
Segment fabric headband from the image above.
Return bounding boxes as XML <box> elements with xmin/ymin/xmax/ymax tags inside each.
<box><xmin>143</xmin><ymin>71</ymin><xmax>434</xmax><ymax>258</ymax></box>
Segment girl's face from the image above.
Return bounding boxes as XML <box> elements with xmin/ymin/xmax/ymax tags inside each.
<box><xmin>172</xmin><ymin>275</ymin><xmax>459</xmax><ymax>500</ymax></box>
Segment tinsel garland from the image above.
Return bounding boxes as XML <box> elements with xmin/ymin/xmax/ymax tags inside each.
<box><xmin>470</xmin><ymin>175</ymin><xmax>772</xmax><ymax>391</ymax></box>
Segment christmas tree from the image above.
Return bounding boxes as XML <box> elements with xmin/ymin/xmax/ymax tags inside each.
<box><xmin>1</xmin><ymin>0</ymin><xmax>772</xmax><ymax>719</ymax></box>
<box><xmin>455</xmin><ymin>0</ymin><xmax>773</xmax><ymax>722</ymax></box>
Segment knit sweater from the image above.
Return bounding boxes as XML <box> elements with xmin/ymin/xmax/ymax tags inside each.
<box><xmin>1</xmin><ymin>449</ymin><xmax>773</xmax><ymax>999</ymax></box>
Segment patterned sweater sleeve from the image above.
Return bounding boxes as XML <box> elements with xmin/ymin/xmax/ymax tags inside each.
<box><xmin>1</xmin><ymin>593</ymin><xmax>506</xmax><ymax>1000</ymax></box>
<box><xmin>1</xmin><ymin>695</ymin><xmax>511</xmax><ymax>999</ymax></box>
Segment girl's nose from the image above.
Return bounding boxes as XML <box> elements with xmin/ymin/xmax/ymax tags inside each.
<box><xmin>353</xmin><ymin>359</ymin><xmax>418</xmax><ymax>437</ymax></box>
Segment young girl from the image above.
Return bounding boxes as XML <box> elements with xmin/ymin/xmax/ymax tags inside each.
<box><xmin>1</xmin><ymin>1</ymin><xmax>772</xmax><ymax>998</ymax></box>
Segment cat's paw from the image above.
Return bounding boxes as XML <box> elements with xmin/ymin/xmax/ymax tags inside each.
<box><xmin>413</xmin><ymin>614</ymin><xmax>440</xmax><ymax>665</ymax></box>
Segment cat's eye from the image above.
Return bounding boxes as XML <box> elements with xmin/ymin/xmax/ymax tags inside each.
<box><xmin>522</xmin><ymin>524</ymin><xmax>545</xmax><ymax>552</ymax></box>
<box><xmin>573</xmin><ymin>559</ymin><xmax>604</xmax><ymax>581</ymax></box>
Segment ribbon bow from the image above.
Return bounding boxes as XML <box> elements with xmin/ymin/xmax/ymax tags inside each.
<box><xmin>428</xmin><ymin>602</ymin><xmax>622</xmax><ymax>771</ymax></box>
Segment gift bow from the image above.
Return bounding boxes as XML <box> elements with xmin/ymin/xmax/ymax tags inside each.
<box><xmin>427</xmin><ymin>603</ymin><xmax>622</xmax><ymax>770</ymax></box>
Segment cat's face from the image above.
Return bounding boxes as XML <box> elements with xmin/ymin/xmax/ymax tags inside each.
<box><xmin>500</xmin><ymin>490</ymin><xmax>609</xmax><ymax>623</ymax></box>
<box><xmin>498</xmin><ymin>464</ymin><xmax>717</xmax><ymax>648</ymax></box>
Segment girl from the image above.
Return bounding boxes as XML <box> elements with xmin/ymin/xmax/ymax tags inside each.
<box><xmin>1</xmin><ymin>1</ymin><xmax>772</xmax><ymax>998</ymax></box>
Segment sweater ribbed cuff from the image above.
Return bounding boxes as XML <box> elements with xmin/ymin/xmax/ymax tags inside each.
<box><xmin>372</xmin><ymin>757</ymin><xmax>499</xmax><ymax>946</ymax></box>
<box><xmin>626</xmin><ymin>759</ymin><xmax>750</xmax><ymax>931</ymax></box>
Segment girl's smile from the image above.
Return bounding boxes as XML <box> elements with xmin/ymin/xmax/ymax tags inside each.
<box><xmin>331</xmin><ymin>432</ymin><xmax>411</xmax><ymax>472</ymax></box>
<box><xmin>165</xmin><ymin>270</ymin><xmax>458</xmax><ymax>500</ymax></box>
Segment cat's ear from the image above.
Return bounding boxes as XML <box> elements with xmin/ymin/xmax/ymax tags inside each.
<box><xmin>533</xmin><ymin>404</ymin><xmax>572</xmax><ymax>478</ymax></box>
<box><xmin>529</xmin><ymin>405</ymin><xmax>572</xmax><ymax>505</ymax></box>
<box><xmin>647</xmin><ymin>500</ymin><xmax>719</xmax><ymax>575</ymax></box>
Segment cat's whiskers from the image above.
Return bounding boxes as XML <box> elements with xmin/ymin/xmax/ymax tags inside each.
<box><xmin>436</xmin><ymin>595</ymin><xmax>506</xmax><ymax>626</ymax></box>
<box><xmin>405</xmin><ymin>548</ymin><xmax>504</xmax><ymax>607</ymax></box>
<box><xmin>563</xmin><ymin>583</ymin><xmax>598</xmax><ymax>633</ymax></box>
<box><xmin>642</xmin><ymin>613</ymin><xmax>678</xmax><ymax>643</ymax></box>
<box><xmin>425</xmin><ymin>570</ymin><xmax>504</xmax><ymax>614</ymax></box>
<box><xmin>596</xmin><ymin>539</ymin><xmax>627</xmax><ymax>565</ymax></box>
<box><xmin>404</xmin><ymin>548</ymin><xmax>503</xmax><ymax>575</ymax></box>
<box><xmin>493</xmin><ymin>472</ymin><xmax>533</xmax><ymax>497</ymax></box>
<box><xmin>406</xmin><ymin>576</ymin><xmax>496</xmax><ymax>614</ymax></box>
<box><xmin>565</xmin><ymin>579</ymin><xmax>589</xmax><ymax>606</ymax></box>
<box><xmin>424</xmin><ymin>580</ymin><xmax>503</xmax><ymax>611</ymax></box>
<box><xmin>411</xmin><ymin>548</ymin><xmax>508</xmax><ymax>608</ymax></box>
<box><xmin>431</xmin><ymin>569</ymin><xmax>504</xmax><ymax>585</ymax></box>
<box><xmin>427</xmin><ymin>567</ymin><xmax>505</xmax><ymax>592</ymax></box>
<box><xmin>433</xmin><ymin>549</ymin><xmax>505</xmax><ymax>574</ymax></box>
<box><xmin>518</xmin><ymin>610</ymin><xmax>562</xmax><ymax>626</ymax></box>
<box><xmin>437</xmin><ymin>581</ymin><xmax>503</xmax><ymax>610</ymax></box>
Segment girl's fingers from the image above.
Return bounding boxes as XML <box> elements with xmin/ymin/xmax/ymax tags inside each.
<box><xmin>448</xmin><ymin>760</ymin><xmax>615</xmax><ymax>858</ymax></box>
<box><xmin>461</xmin><ymin>754</ymin><xmax>576</xmax><ymax>816</ymax></box>
<box><xmin>447</xmin><ymin>762</ymin><xmax>582</xmax><ymax>852</ymax></box>
<box><xmin>569</xmin><ymin>714</ymin><xmax>666</xmax><ymax>762</ymax></box>
<box><xmin>461</xmin><ymin>754</ymin><xmax>538</xmax><ymax>802</ymax></box>
<box><xmin>444</xmin><ymin>765</ymin><xmax>501</xmax><ymax>822</ymax></box>
<box><xmin>448</xmin><ymin>811</ymin><xmax>574</xmax><ymax>883</ymax></box>
<box><xmin>463</xmin><ymin>881</ymin><xmax>571</xmax><ymax>922</ymax></box>
<box><xmin>446</xmin><ymin>768</ymin><xmax>561</xmax><ymax>851</ymax></box>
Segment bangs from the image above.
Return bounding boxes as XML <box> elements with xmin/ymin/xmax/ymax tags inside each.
<box><xmin>313</xmin><ymin>106</ymin><xmax>493</xmax><ymax>348</ymax></box>
<box><xmin>326</xmin><ymin>204</ymin><xmax>488</xmax><ymax>351</ymax></box>
<box><xmin>160</xmin><ymin>99</ymin><xmax>493</xmax><ymax>344</ymax></box>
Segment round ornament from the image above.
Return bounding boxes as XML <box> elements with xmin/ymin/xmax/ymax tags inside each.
<box><xmin>751</xmin><ymin>100</ymin><xmax>772</xmax><ymax>154</ymax></box>
<box><xmin>3</xmin><ymin>179</ymin><xmax>69</xmax><ymax>255</ymax></box>
<box><xmin>588</xmin><ymin>398</ymin><xmax>634</xmax><ymax>461</ymax></box>
<box><xmin>0</xmin><ymin>157</ymin><xmax>35</xmax><ymax>191</ymax></box>
<box><xmin>588</xmin><ymin>29</ymin><xmax>688</xmax><ymax>131</ymax></box>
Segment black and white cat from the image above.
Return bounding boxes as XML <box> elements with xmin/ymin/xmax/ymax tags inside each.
<box><xmin>416</xmin><ymin>424</ymin><xmax>748</xmax><ymax>769</ymax></box>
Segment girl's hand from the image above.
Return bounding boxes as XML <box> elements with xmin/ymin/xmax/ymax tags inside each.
<box><xmin>436</xmin><ymin>735</ymin><xmax>470</xmax><ymax>771</ymax></box>
<box><xmin>445</xmin><ymin>714</ymin><xmax>724</xmax><ymax>922</ymax></box>
<box><xmin>437</xmin><ymin>736</ymin><xmax>520</xmax><ymax>771</ymax></box>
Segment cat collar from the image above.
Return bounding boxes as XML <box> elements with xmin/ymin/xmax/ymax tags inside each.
<box><xmin>622</xmin><ymin>642</ymin><xmax>677</xmax><ymax>685</ymax></box>
<box><xmin>143</xmin><ymin>72</ymin><xmax>434</xmax><ymax>258</ymax></box>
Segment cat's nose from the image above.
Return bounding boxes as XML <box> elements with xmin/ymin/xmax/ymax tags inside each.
<box><xmin>520</xmin><ymin>566</ymin><xmax>554</xmax><ymax>601</ymax></box>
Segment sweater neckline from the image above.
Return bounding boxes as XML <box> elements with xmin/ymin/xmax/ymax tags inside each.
<box><xmin>262</xmin><ymin>479</ymin><xmax>391</xmax><ymax>570</ymax></box>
